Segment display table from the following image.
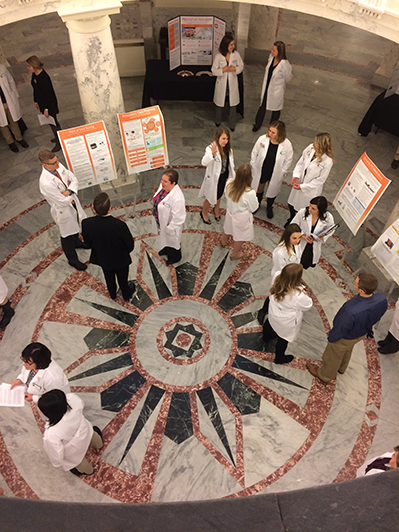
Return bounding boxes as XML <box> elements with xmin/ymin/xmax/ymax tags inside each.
<box><xmin>358</xmin><ymin>90</ymin><xmax>399</xmax><ymax>137</ymax></box>
<box><xmin>142</xmin><ymin>60</ymin><xmax>244</xmax><ymax>117</ymax></box>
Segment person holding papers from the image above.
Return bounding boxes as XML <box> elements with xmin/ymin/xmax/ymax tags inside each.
<box><xmin>26</xmin><ymin>55</ymin><xmax>61</xmax><ymax>152</ymax></box>
<box><xmin>292</xmin><ymin>196</ymin><xmax>336</xmax><ymax>269</ymax></box>
<box><xmin>10</xmin><ymin>342</ymin><xmax>70</xmax><ymax>404</ymax></box>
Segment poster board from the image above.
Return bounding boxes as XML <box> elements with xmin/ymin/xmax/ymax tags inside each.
<box><xmin>371</xmin><ymin>218</ymin><xmax>399</xmax><ymax>283</ymax></box>
<box><xmin>168</xmin><ymin>16</ymin><xmax>226</xmax><ymax>70</ymax></box>
<box><xmin>333</xmin><ymin>152</ymin><xmax>391</xmax><ymax>236</ymax></box>
<box><xmin>118</xmin><ymin>105</ymin><xmax>169</xmax><ymax>174</ymax></box>
<box><xmin>58</xmin><ymin>121</ymin><xmax>117</xmax><ymax>189</ymax></box>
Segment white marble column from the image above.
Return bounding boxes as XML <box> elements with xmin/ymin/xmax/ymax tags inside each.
<box><xmin>235</xmin><ymin>2</ymin><xmax>252</xmax><ymax>59</ymax></box>
<box><xmin>58</xmin><ymin>1</ymin><xmax>128</xmax><ymax>182</ymax></box>
<box><xmin>248</xmin><ymin>4</ymin><xmax>279</xmax><ymax>51</ymax></box>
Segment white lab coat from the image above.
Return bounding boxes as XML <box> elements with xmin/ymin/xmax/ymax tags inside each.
<box><xmin>223</xmin><ymin>179</ymin><xmax>258</xmax><ymax>241</ymax></box>
<box><xmin>269</xmin><ymin>281</ymin><xmax>313</xmax><ymax>342</ymax></box>
<box><xmin>39</xmin><ymin>163</ymin><xmax>87</xmax><ymax>238</ymax></box>
<box><xmin>0</xmin><ymin>275</ymin><xmax>8</xmax><ymax>302</ymax></box>
<box><xmin>288</xmin><ymin>144</ymin><xmax>333</xmax><ymax>212</ymax></box>
<box><xmin>152</xmin><ymin>184</ymin><xmax>186</xmax><ymax>250</ymax></box>
<box><xmin>0</xmin><ymin>64</ymin><xmax>22</xmax><ymax>127</ymax></box>
<box><xmin>389</xmin><ymin>299</ymin><xmax>399</xmax><ymax>340</ymax></box>
<box><xmin>43</xmin><ymin>393</ymin><xmax>93</xmax><ymax>471</ymax></box>
<box><xmin>17</xmin><ymin>359</ymin><xmax>70</xmax><ymax>404</ymax></box>
<box><xmin>271</xmin><ymin>243</ymin><xmax>300</xmax><ymax>279</ymax></box>
<box><xmin>212</xmin><ymin>51</ymin><xmax>244</xmax><ymax>107</ymax></box>
<box><xmin>356</xmin><ymin>452</ymin><xmax>393</xmax><ymax>477</ymax></box>
<box><xmin>260</xmin><ymin>56</ymin><xmax>292</xmax><ymax>111</ymax></box>
<box><xmin>199</xmin><ymin>146</ymin><xmax>235</xmax><ymax>205</ymax></box>
<box><xmin>250</xmin><ymin>136</ymin><xmax>293</xmax><ymax>198</ymax></box>
<box><xmin>292</xmin><ymin>208</ymin><xmax>335</xmax><ymax>265</ymax></box>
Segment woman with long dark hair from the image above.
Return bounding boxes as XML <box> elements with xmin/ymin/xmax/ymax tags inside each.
<box><xmin>211</xmin><ymin>34</ymin><xmax>244</xmax><ymax>132</ymax></box>
<box><xmin>292</xmin><ymin>196</ymin><xmax>336</xmax><ymax>269</ymax></box>
<box><xmin>221</xmin><ymin>163</ymin><xmax>258</xmax><ymax>260</ymax></box>
<box><xmin>199</xmin><ymin>127</ymin><xmax>235</xmax><ymax>224</ymax></box>
<box><xmin>263</xmin><ymin>263</ymin><xmax>312</xmax><ymax>364</ymax></box>
<box><xmin>253</xmin><ymin>41</ymin><xmax>292</xmax><ymax>132</ymax></box>
<box><xmin>38</xmin><ymin>389</ymin><xmax>103</xmax><ymax>476</ymax></box>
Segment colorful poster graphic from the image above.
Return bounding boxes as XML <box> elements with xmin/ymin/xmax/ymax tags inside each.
<box><xmin>168</xmin><ymin>16</ymin><xmax>181</xmax><ymax>71</ymax></box>
<box><xmin>213</xmin><ymin>17</ymin><xmax>226</xmax><ymax>59</ymax></box>
<box><xmin>371</xmin><ymin>218</ymin><xmax>399</xmax><ymax>283</ymax></box>
<box><xmin>58</xmin><ymin>121</ymin><xmax>117</xmax><ymax>189</ymax></box>
<box><xmin>333</xmin><ymin>152</ymin><xmax>391</xmax><ymax>235</ymax></box>
<box><xmin>118</xmin><ymin>105</ymin><xmax>169</xmax><ymax>174</ymax></box>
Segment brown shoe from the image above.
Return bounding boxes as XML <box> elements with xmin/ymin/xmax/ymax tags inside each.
<box><xmin>392</xmin><ymin>159</ymin><xmax>399</xmax><ymax>170</ymax></box>
<box><xmin>306</xmin><ymin>362</ymin><xmax>329</xmax><ymax>384</ymax></box>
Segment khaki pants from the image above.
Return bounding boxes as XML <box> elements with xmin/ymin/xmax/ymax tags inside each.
<box><xmin>74</xmin><ymin>428</ymin><xmax>103</xmax><ymax>474</ymax></box>
<box><xmin>317</xmin><ymin>335</ymin><xmax>366</xmax><ymax>383</ymax></box>
<box><xmin>0</xmin><ymin>103</ymin><xmax>22</xmax><ymax>144</ymax></box>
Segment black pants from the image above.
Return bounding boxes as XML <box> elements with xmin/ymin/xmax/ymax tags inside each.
<box><xmin>61</xmin><ymin>233</ymin><xmax>82</xmax><ymax>263</ymax></box>
<box><xmin>50</xmin><ymin>116</ymin><xmax>62</xmax><ymax>144</ymax></box>
<box><xmin>286</xmin><ymin>204</ymin><xmax>297</xmax><ymax>224</ymax></box>
<box><xmin>254</xmin><ymin>93</ymin><xmax>281</xmax><ymax>130</ymax></box>
<box><xmin>263</xmin><ymin>319</ymin><xmax>288</xmax><ymax>359</ymax></box>
<box><xmin>102</xmin><ymin>265</ymin><xmax>130</xmax><ymax>299</ymax></box>
<box><xmin>159</xmin><ymin>246</ymin><xmax>182</xmax><ymax>265</ymax></box>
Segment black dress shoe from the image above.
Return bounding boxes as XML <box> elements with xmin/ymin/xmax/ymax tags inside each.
<box><xmin>18</xmin><ymin>139</ymin><xmax>29</xmax><ymax>148</ymax></box>
<box><xmin>215</xmin><ymin>123</ymin><xmax>221</xmax><ymax>127</ymax></box>
<box><xmin>68</xmin><ymin>260</ymin><xmax>87</xmax><ymax>271</ymax></box>
<box><xmin>9</xmin><ymin>142</ymin><xmax>19</xmax><ymax>153</ymax></box>
<box><xmin>252</xmin><ymin>126</ymin><xmax>259</xmax><ymax>132</ymax></box>
<box><xmin>274</xmin><ymin>354</ymin><xmax>294</xmax><ymax>364</ymax></box>
<box><xmin>200</xmin><ymin>212</ymin><xmax>211</xmax><ymax>225</ymax></box>
<box><xmin>267</xmin><ymin>205</ymin><xmax>273</xmax><ymax>219</ymax></box>
<box><xmin>378</xmin><ymin>345</ymin><xmax>399</xmax><ymax>355</ymax></box>
<box><xmin>52</xmin><ymin>144</ymin><xmax>62</xmax><ymax>152</ymax></box>
<box><xmin>392</xmin><ymin>159</ymin><xmax>399</xmax><ymax>170</ymax></box>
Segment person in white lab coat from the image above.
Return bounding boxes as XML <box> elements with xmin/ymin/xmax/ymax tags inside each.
<box><xmin>292</xmin><ymin>196</ymin><xmax>335</xmax><ymax>269</ymax></box>
<box><xmin>38</xmin><ymin>390</ymin><xmax>103</xmax><ymax>476</ymax></box>
<box><xmin>356</xmin><ymin>446</ymin><xmax>399</xmax><ymax>476</ymax></box>
<box><xmin>257</xmin><ymin>223</ymin><xmax>301</xmax><ymax>325</ymax></box>
<box><xmin>10</xmin><ymin>342</ymin><xmax>70</xmax><ymax>403</ymax></box>
<box><xmin>250</xmin><ymin>120</ymin><xmax>293</xmax><ymax>219</ymax></box>
<box><xmin>0</xmin><ymin>63</ymin><xmax>29</xmax><ymax>153</ymax></box>
<box><xmin>377</xmin><ymin>298</ymin><xmax>399</xmax><ymax>354</ymax></box>
<box><xmin>286</xmin><ymin>133</ymin><xmax>334</xmax><ymax>225</ymax></box>
<box><xmin>199</xmin><ymin>126</ymin><xmax>235</xmax><ymax>224</ymax></box>
<box><xmin>39</xmin><ymin>150</ymin><xmax>88</xmax><ymax>270</ymax></box>
<box><xmin>0</xmin><ymin>274</ymin><xmax>14</xmax><ymax>328</ymax></box>
<box><xmin>252</xmin><ymin>41</ymin><xmax>292</xmax><ymax>132</ymax></box>
<box><xmin>263</xmin><ymin>263</ymin><xmax>312</xmax><ymax>364</ymax></box>
<box><xmin>152</xmin><ymin>169</ymin><xmax>186</xmax><ymax>265</ymax></box>
<box><xmin>220</xmin><ymin>163</ymin><xmax>259</xmax><ymax>260</ymax></box>
<box><xmin>212</xmin><ymin>33</ymin><xmax>244</xmax><ymax>132</ymax></box>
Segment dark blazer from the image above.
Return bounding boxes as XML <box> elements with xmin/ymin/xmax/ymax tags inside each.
<box><xmin>31</xmin><ymin>70</ymin><xmax>59</xmax><ymax>117</ymax></box>
<box><xmin>82</xmin><ymin>215</ymin><xmax>134</xmax><ymax>270</ymax></box>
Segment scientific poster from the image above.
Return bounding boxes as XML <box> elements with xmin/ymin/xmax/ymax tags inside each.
<box><xmin>333</xmin><ymin>152</ymin><xmax>391</xmax><ymax>235</ymax></box>
<box><xmin>58</xmin><ymin>121</ymin><xmax>117</xmax><ymax>189</ymax></box>
<box><xmin>180</xmin><ymin>16</ymin><xmax>213</xmax><ymax>66</ymax></box>
<box><xmin>213</xmin><ymin>17</ymin><xmax>226</xmax><ymax>59</ymax></box>
<box><xmin>118</xmin><ymin>105</ymin><xmax>169</xmax><ymax>174</ymax></box>
<box><xmin>371</xmin><ymin>218</ymin><xmax>399</xmax><ymax>283</ymax></box>
<box><xmin>168</xmin><ymin>16</ymin><xmax>181</xmax><ymax>71</ymax></box>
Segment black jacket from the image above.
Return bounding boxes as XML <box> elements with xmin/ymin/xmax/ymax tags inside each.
<box><xmin>31</xmin><ymin>70</ymin><xmax>59</xmax><ymax>117</ymax></box>
<box><xmin>82</xmin><ymin>215</ymin><xmax>134</xmax><ymax>270</ymax></box>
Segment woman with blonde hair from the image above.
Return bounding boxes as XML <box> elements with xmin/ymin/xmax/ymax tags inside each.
<box><xmin>26</xmin><ymin>55</ymin><xmax>61</xmax><ymax>152</ymax></box>
<box><xmin>221</xmin><ymin>163</ymin><xmax>259</xmax><ymax>260</ymax></box>
<box><xmin>286</xmin><ymin>132</ymin><xmax>334</xmax><ymax>225</ymax></box>
<box><xmin>199</xmin><ymin>126</ymin><xmax>235</xmax><ymax>224</ymax></box>
<box><xmin>263</xmin><ymin>263</ymin><xmax>312</xmax><ymax>364</ymax></box>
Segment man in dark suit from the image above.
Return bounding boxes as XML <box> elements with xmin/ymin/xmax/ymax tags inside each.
<box><xmin>82</xmin><ymin>193</ymin><xmax>135</xmax><ymax>301</ymax></box>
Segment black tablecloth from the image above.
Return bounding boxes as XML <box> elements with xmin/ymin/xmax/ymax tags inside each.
<box><xmin>358</xmin><ymin>91</ymin><xmax>399</xmax><ymax>137</ymax></box>
<box><xmin>142</xmin><ymin>60</ymin><xmax>244</xmax><ymax>117</ymax></box>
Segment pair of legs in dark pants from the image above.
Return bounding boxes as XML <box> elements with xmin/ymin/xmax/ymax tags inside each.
<box><xmin>285</xmin><ymin>204</ymin><xmax>297</xmax><ymax>226</ymax></box>
<box><xmin>254</xmin><ymin>97</ymin><xmax>281</xmax><ymax>131</ymax></box>
<box><xmin>102</xmin><ymin>265</ymin><xmax>132</xmax><ymax>300</ymax></box>
<box><xmin>61</xmin><ymin>233</ymin><xmax>87</xmax><ymax>267</ymax></box>
<box><xmin>49</xmin><ymin>116</ymin><xmax>62</xmax><ymax>150</ymax></box>
<box><xmin>159</xmin><ymin>247</ymin><xmax>182</xmax><ymax>265</ymax></box>
<box><xmin>263</xmin><ymin>318</ymin><xmax>293</xmax><ymax>364</ymax></box>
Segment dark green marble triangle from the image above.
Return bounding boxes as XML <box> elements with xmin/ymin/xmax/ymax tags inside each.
<box><xmin>233</xmin><ymin>354</ymin><xmax>307</xmax><ymax>389</ymax></box>
<box><xmin>146</xmin><ymin>251</ymin><xmax>172</xmax><ymax>300</ymax></box>
<box><xmin>84</xmin><ymin>328</ymin><xmax>130</xmax><ymax>350</ymax></box>
<box><xmin>217</xmin><ymin>372</ymin><xmax>261</xmax><ymax>415</ymax></box>
<box><xmin>175</xmin><ymin>262</ymin><xmax>198</xmax><ymax>295</ymax></box>
<box><xmin>199</xmin><ymin>253</ymin><xmax>229</xmax><ymax>300</ymax></box>
<box><xmin>76</xmin><ymin>298</ymin><xmax>138</xmax><ymax>327</ymax></box>
<box><xmin>217</xmin><ymin>281</ymin><xmax>254</xmax><ymax>312</ymax></box>
<box><xmin>231</xmin><ymin>311</ymin><xmax>258</xmax><ymax>328</ymax></box>
<box><xmin>69</xmin><ymin>352</ymin><xmax>133</xmax><ymax>382</ymax></box>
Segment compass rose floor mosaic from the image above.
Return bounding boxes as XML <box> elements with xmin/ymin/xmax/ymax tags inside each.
<box><xmin>1</xmin><ymin>185</ymin><xmax>398</xmax><ymax>504</ymax></box>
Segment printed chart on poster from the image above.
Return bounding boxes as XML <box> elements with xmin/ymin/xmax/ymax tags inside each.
<box><xmin>58</xmin><ymin>121</ymin><xmax>117</xmax><ymax>189</ymax></box>
<box><xmin>371</xmin><ymin>218</ymin><xmax>399</xmax><ymax>284</ymax></box>
<box><xmin>333</xmin><ymin>152</ymin><xmax>391</xmax><ymax>235</ymax></box>
<box><xmin>118</xmin><ymin>106</ymin><xmax>168</xmax><ymax>174</ymax></box>
<box><xmin>167</xmin><ymin>16</ymin><xmax>225</xmax><ymax>71</ymax></box>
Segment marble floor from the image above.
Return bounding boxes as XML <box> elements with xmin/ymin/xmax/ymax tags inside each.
<box><xmin>0</xmin><ymin>13</ymin><xmax>399</xmax><ymax>504</ymax></box>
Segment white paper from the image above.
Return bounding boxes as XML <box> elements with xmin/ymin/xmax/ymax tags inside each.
<box><xmin>38</xmin><ymin>114</ymin><xmax>56</xmax><ymax>126</ymax></box>
<box><xmin>371</xmin><ymin>219</ymin><xmax>399</xmax><ymax>284</ymax></box>
<box><xmin>0</xmin><ymin>383</ymin><xmax>25</xmax><ymax>407</ymax></box>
